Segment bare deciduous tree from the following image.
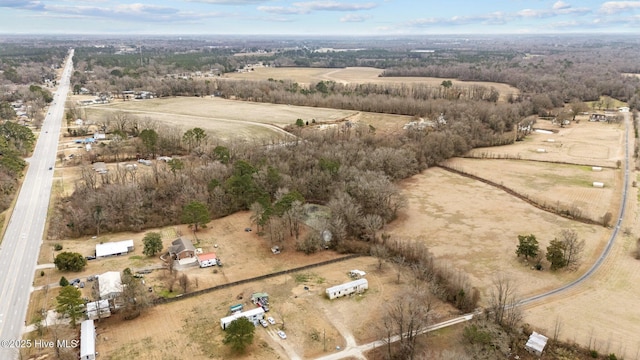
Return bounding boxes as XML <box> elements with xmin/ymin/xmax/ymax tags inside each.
<box><xmin>559</xmin><ymin>229</ymin><xmax>585</xmax><ymax>270</ymax></box>
<box><xmin>489</xmin><ymin>275</ymin><xmax>521</xmax><ymax>328</ymax></box>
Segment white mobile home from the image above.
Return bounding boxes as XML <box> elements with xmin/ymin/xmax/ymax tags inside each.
<box><xmin>220</xmin><ymin>307</ymin><xmax>265</xmax><ymax>330</ymax></box>
<box><xmin>325</xmin><ymin>278</ymin><xmax>368</xmax><ymax>300</ymax></box>
<box><xmin>80</xmin><ymin>319</ymin><xmax>96</xmax><ymax>360</ymax></box>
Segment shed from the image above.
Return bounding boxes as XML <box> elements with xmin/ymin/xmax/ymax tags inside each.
<box><xmin>592</xmin><ymin>166</ymin><xmax>602</xmax><ymax>171</ymax></box>
<box><xmin>96</xmin><ymin>239</ymin><xmax>134</xmax><ymax>258</ymax></box>
<box><xmin>220</xmin><ymin>307</ymin><xmax>265</xmax><ymax>330</ymax></box>
<box><xmin>593</xmin><ymin>182</ymin><xmax>605</xmax><ymax>188</ymax></box>
<box><xmin>80</xmin><ymin>319</ymin><xmax>96</xmax><ymax>360</ymax></box>
<box><xmin>349</xmin><ymin>270</ymin><xmax>366</xmax><ymax>278</ymax></box>
<box><xmin>325</xmin><ymin>278</ymin><xmax>368</xmax><ymax>300</ymax></box>
<box><xmin>525</xmin><ymin>331</ymin><xmax>548</xmax><ymax>356</ymax></box>
<box><xmin>98</xmin><ymin>271</ymin><xmax>123</xmax><ymax>300</ymax></box>
<box><xmin>197</xmin><ymin>252</ymin><xmax>217</xmax><ymax>268</ymax></box>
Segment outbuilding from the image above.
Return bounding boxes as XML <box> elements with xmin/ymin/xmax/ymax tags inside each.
<box><xmin>325</xmin><ymin>278</ymin><xmax>368</xmax><ymax>300</ymax></box>
<box><xmin>80</xmin><ymin>319</ymin><xmax>96</xmax><ymax>360</ymax></box>
<box><xmin>525</xmin><ymin>331</ymin><xmax>548</xmax><ymax>356</ymax></box>
<box><xmin>197</xmin><ymin>252</ymin><xmax>217</xmax><ymax>268</ymax></box>
<box><xmin>96</xmin><ymin>239</ymin><xmax>134</xmax><ymax>258</ymax></box>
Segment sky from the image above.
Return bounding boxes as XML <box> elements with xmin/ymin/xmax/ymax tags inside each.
<box><xmin>0</xmin><ymin>0</ymin><xmax>639</xmax><ymax>35</ymax></box>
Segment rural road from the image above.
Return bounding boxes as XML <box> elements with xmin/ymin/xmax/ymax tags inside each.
<box><xmin>0</xmin><ymin>49</ymin><xmax>73</xmax><ymax>360</ymax></box>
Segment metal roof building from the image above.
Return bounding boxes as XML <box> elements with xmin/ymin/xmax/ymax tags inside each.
<box><xmin>96</xmin><ymin>239</ymin><xmax>134</xmax><ymax>258</ymax></box>
<box><xmin>80</xmin><ymin>319</ymin><xmax>96</xmax><ymax>360</ymax></box>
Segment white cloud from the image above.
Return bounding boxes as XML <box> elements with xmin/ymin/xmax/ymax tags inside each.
<box><xmin>340</xmin><ymin>14</ymin><xmax>371</xmax><ymax>22</ymax></box>
<box><xmin>259</xmin><ymin>1</ymin><xmax>377</xmax><ymax>15</ymax></box>
<box><xmin>600</xmin><ymin>1</ymin><xmax>640</xmax><ymax>14</ymax></box>
<box><xmin>553</xmin><ymin>1</ymin><xmax>571</xmax><ymax>10</ymax></box>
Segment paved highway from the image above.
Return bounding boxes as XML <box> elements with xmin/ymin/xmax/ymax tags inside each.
<box><xmin>0</xmin><ymin>49</ymin><xmax>73</xmax><ymax>359</ymax></box>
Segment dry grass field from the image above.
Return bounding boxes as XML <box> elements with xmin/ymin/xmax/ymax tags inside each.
<box><xmin>81</xmin><ymin>97</ymin><xmax>356</xmax><ymax>142</ymax></box>
<box><xmin>466</xmin><ymin>117</ymin><xmax>625</xmax><ymax>168</ymax></box>
<box><xmin>448</xmin><ymin>116</ymin><xmax>625</xmax><ymax>223</ymax></box>
<box><xmin>224</xmin><ymin>67</ymin><xmax>519</xmax><ymax>102</ymax></box>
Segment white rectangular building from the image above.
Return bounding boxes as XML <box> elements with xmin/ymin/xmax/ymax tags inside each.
<box><xmin>525</xmin><ymin>331</ymin><xmax>548</xmax><ymax>356</ymax></box>
<box><xmin>96</xmin><ymin>239</ymin><xmax>134</xmax><ymax>258</ymax></box>
<box><xmin>325</xmin><ymin>278</ymin><xmax>368</xmax><ymax>300</ymax></box>
<box><xmin>220</xmin><ymin>307</ymin><xmax>265</xmax><ymax>330</ymax></box>
<box><xmin>80</xmin><ymin>319</ymin><xmax>96</xmax><ymax>360</ymax></box>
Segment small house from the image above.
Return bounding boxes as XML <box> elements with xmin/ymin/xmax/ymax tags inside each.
<box><xmin>197</xmin><ymin>252</ymin><xmax>217</xmax><ymax>268</ymax></box>
<box><xmin>168</xmin><ymin>237</ymin><xmax>196</xmax><ymax>260</ymax></box>
<box><xmin>525</xmin><ymin>331</ymin><xmax>548</xmax><ymax>356</ymax></box>
<box><xmin>80</xmin><ymin>319</ymin><xmax>96</xmax><ymax>360</ymax></box>
<box><xmin>326</xmin><ymin>278</ymin><xmax>368</xmax><ymax>300</ymax></box>
<box><xmin>220</xmin><ymin>307</ymin><xmax>265</xmax><ymax>330</ymax></box>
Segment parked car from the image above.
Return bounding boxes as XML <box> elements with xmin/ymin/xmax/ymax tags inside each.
<box><xmin>260</xmin><ymin>319</ymin><xmax>268</xmax><ymax>328</ymax></box>
<box><xmin>267</xmin><ymin>317</ymin><xmax>276</xmax><ymax>325</ymax></box>
<box><xmin>277</xmin><ymin>330</ymin><xmax>287</xmax><ymax>339</ymax></box>
<box><xmin>79</xmin><ymin>282</ymin><xmax>85</xmax><ymax>288</ymax></box>
<box><xmin>70</xmin><ymin>278</ymin><xmax>80</xmax><ymax>285</ymax></box>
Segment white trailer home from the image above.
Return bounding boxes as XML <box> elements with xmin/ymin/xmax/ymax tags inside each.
<box><xmin>325</xmin><ymin>278</ymin><xmax>368</xmax><ymax>300</ymax></box>
<box><xmin>80</xmin><ymin>319</ymin><xmax>96</xmax><ymax>360</ymax></box>
<box><xmin>220</xmin><ymin>307</ymin><xmax>265</xmax><ymax>330</ymax></box>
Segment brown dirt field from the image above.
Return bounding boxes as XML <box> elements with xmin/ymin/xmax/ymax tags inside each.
<box><xmin>224</xmin><ymin>67</ymin><xmax>519</xmax><ymax>102</ymax></box>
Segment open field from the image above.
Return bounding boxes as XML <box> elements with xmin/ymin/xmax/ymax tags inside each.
<box><xmin>80</xmin><ymin>97</ymin><xmax>356</xmax><ymax>142</ymax></box>
<box><xmin>466</xmin><ymin>117</ymin><xmax>625</xmax><ymax>168</ymax></box>
<box><xmin>443</xmin><ymin>158</ymin><xmax>620</xmax><ymax>222</ymax></box>
<box><xmin>224</xmin><ymin>67</ymin><xmax>519</xmax><ymax>102</ymax></box>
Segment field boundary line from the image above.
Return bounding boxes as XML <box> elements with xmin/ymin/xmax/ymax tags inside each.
<box><xmin>458</xmin><ymin>155</ymin><xmax>617</xmax><ymax>169</ymax></box>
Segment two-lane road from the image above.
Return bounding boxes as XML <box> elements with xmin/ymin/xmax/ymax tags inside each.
<box><xmin>0</xmin><ymin>49</ymin><xmax>73</xmax><ymax>360</ymax></box>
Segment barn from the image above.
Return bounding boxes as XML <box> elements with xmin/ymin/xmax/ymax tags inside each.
<box><xmin>325</xmin><ymin>278</ymin><xmax>368</xmax><ymax>300</ymax></box>
<box><xmin>220</xmin><ymin>307</ymin><xmax>265</xmax><ymax>330</ymax></box>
